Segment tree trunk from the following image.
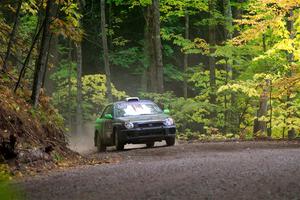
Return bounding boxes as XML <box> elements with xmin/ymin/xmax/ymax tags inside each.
<box><xmin>152</xmin><ymin>0</ymin><xmax>164</xmax><ymax>93</ymax></box>
<box><xmin>208</xmin><ymin>0</ymin><xmax>217</xmax><ymax>120</ymax></box>
<box><xmin>253</xmin><ymin>27</ymin><xmax>270</xmax><ymax>137</ymax></box>
<box><xmin>145</xmin><ymin>5</ymin><xmax>157</xmax><ymax>92</ymax></box>
<box><xmin>42</xmin><ymin>33</ymin><xmax>53</xmax><ymax>88</ymax></box>
<box><xmin>2</xmin><ymin>1</ymin><xmax>22</xmax><ymax>72</ymax></box>
<box><xmin>108</xmin><ymin>1</ymin><xmax>113</xmax><ymax>48</ymax></box>
<box><xmin>100</xmin><ymin>0</ymin><xmax>113</xmax><ymax>102</ymax></box>
<box><xmin>142</xmin><ymin>8</ymin><xmax>150</xmax><ymax>92</ymax></box>
<box><xmin>224</xmin><ymin>59</ymin><xmax>229</xmax><ymax>134</ymax></box>
<box><xmin>183</xmin><ymin>10</ymin><xmax>189</xmax><ymax>99</ymax></box>
<box><xmin>31</xmin><ymin>0</ymin><xmax>53</xmax><ymax>107</ymax></box>
<box><xmin>232</xmin><ymin>0</ymin><xmax>244</xmax><ymax>132</ymax></box>
<box><xmin>76</xmin><ymin>43</ymin><xmax>83</xmax><ymax>135</ymax></box>
<box><xmin>253</xmin><ymin>80</ymin><xmax>270</xmax><ymax>136</ymax></box>
<box><xmin>286</xmin><ymin>9</ymin><xmax>296</xmax><ymax>139</ymax></box>
<box><xmin>75</xmin><ymin>0</ymin><xmax>85</xmax><ymax>134</ymax></box>
<box><xmin>223</xmin><ymin>0</ymin><xmax>233</xmax><ymax>40</ymax></box>
<box><xmin>141</xmin><ymin>70</ymin><xmax>148</xmax><ymax>92</ymax></box>
<box><xmin>68</xmin><ymin>41</ymin><xmax>73</xmax><ymax>128</ymax></box>
<box><xmin>223</xmin><ymin>0</ymin><xmax>233</xmax><ymax>133</ymax></box>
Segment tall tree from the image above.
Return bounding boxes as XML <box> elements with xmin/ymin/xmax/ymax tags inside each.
<box><xmin>253</xmin><ymin>25</ymin><xmax>270</xmax><ymax>137</ymax></box>
<box><xmin>208</xmin><ymin>0</ymin><xmax>217</xmax><ymax>119</ymax></box>
<box><xmin>142</xmin><ymin>8</ymin><xmax>150</xmax><ymax>92</ymax></box>
<box><xmin>286</xmin><ymin>8</ymin><xmax>296</xmax><ymax>139</ymax></box>
<box><xmin>2</xmin><ymin>0</ymin><xmax>22</xmax><ymax>73</ymax></box>
<box><xmin>31</xmin><ymin>0</ymin><xmax>53</xmax><ymax>107</ymax></box>
<box><xmin>76</xmin><ymin>0</ymin><xmax>85</xmax><ymax>135</ymax></box>
<box><xmin>231</xmin><ymin>0</ymin><xmax>244</xmax><ymax>132</ymax></box>
<box><xmin>145</xmin><ymin>0</ymin><xmax>164</xmax><ymax>93</ymax></box>
<box><xmin>100</xmin><ymin>0</ymin><xmax>113</xmax><ymax>102</ymax></box>
<box><xmin>223</xmin><ymin>0</ymin><xmax>233</xmax><ymax>40</ymax></box>
<box><xmin>183</xmin><ymin>9</ymin><xmax>189</xmax><ymax>99</ymax></box>
<box><xmin>76</xmin><ymin>43</ymin><xmax>83</xmax><ymax>134</ymax></box>
<box><xmin>152</xmin><ymin>0</ymin><xmax>164</xmax><ymax>93</ymax></box>
<box><xmin>145</xmin><ymin>5</ymin><xmax>157</xmax><ymax>92</ymax></box>
<box><xmin>68</xmin><ymin>41</ymin><xmax>73</xmax><ymax>128</ymax></box>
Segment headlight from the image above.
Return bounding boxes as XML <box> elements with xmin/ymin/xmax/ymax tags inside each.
<box><xmin>125</xmin><ymin>122</ymin><xmax>134</xmax><ymax>129</ymax></box>
<box><xmin>163</xmin><ymin>118</ymin><xmax>174</xmax><ymax>126</ymax></box>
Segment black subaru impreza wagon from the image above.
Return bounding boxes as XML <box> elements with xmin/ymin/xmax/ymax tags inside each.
<box><xmin>94</xmin><ymin>97</ymin><xmax>176</xmax><ymax>151</ymax></box>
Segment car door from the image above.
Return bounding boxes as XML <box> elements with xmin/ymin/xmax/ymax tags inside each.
<box><xmin>95</xmin><ymin>106</ymin><xmax>109</xmax><ymax>138</ymax></box>
<box><xmin>101</xmin><ymin>105</ymin><xmax>114</xmax><ymax>145</ymax></box>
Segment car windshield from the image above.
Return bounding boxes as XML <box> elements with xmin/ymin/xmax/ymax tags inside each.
<box><xmin>115</xmin><ymin>102</ymin><xmax>163</xmax><ymax>117</ymax></box>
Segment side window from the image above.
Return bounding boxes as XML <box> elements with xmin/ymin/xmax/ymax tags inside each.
<box><xmin>101</xmin><ymin>105</ymin><xmax>113</xmax><ymax>118</ymax></box>
<box><xmin>107</xmin><ymin>105</ymin><xmax>113</xmax><ymax>117</ymax></box>
<box><xmin>101</xmin><ymin>106</ymin><xmax>109</xmax><ymax>118</ymax></box>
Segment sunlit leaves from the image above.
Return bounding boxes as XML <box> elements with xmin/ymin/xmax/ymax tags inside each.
<box><xmin>52</xmin><ymin>72</ymin><xmax>128</xmax><ymax>121</ymax></box>
<box><xmin>82</xmin><ymin>74</ymin><xmax>127</xmax><ymax>106</ymax></box>
<box><xmin>51</xmin><ymin>0</ymin><xmax>83</xmax><ymax>42</ymax></box>
<box><xmin>160</xmin><ymin>0</ymin><xmax>208</xmax><ymax>20</ymax></box>
<box><xmin>161</xmin><ymin>28</ymin><xmax>209</xmax><ymax>54</ymax></box>
<box><xmin>22</xmin><ymin>0</ymin><xmax>39</xmax><ymax>15</ymax></box>
<box><xmin>218</xmin><ymin>83</ymin><xmax>259</xmax><ymax>97</ymax></box>
<box><xmin>233</xmin><ymin>0</ymin><xmax>299</xmax><ymax>45</ymax></box>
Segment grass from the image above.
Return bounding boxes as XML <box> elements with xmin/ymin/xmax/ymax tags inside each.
<box><xmin>0</xmin><ymin>164</ymin><xmax>22</xmax><ymax>200</ymax></box>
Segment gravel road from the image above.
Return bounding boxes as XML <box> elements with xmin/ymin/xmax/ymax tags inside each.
<box><xmin>18</xmin><ymin>141</ymin><xmax>300</xmax><ymax>200</ymax></box>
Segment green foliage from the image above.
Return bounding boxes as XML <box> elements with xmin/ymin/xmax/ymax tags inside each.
<box><xmin>140</xmin><ymin>92</ymin><xmax>207</xmax><ymax>131</ymax></box>
<box><xmin>110</xmin><ymin>47</ymin><xmax>145</xmax><ymax>71</ymax></box>
<box><xmin>164</xmin><ymin>64</ymin><xmax>183</xmax><ymax>81</ymax></box>
<box><xmin>0</xmin><ymin>165</ymin><xmax>20</xmax><ymax>199</ymax></box>
<box><xmin>161</xmin><ymin>29</ymin><xmax>209</xmax><ymax>54</ymax></box>
<box><xmin>51</xmin><ymin>68</ymin><xmax>128</xmax><ymax>122</ymax></box>
<box><xmin>52</xmin><ymin>152</ymin><xmax>64</xmax><ymax>163</ymax></box>
<box><xmin>82</xmin><ymin>74</ymin><xmax>128</xmax><ymax>118</ymax></box>
<box><xmin>4</xmin><ymin>0</ymin><xmax>300</xmax><ymax>142</ymax></box>
<box><xmin>177</xmin><ymin>129</ymin><xmax>240</xmax><ymax>141</ymax></box>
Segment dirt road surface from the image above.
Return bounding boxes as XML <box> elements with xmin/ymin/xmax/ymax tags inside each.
<box><xmin>18</xmin><ymin>141</ymin><xmax>300</xmax><ymax>200</ymax></box>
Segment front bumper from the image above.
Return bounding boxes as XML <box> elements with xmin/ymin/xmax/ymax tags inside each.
<box><xmin>120</xmin><ymin>125</ymin><xmax>176</xmax><ymax>144</ymax></box>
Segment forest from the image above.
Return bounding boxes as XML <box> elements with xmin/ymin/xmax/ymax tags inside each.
<box><xmin>0</xmin><ymin>0</ymin><xmax>300</xmax><ymax>143</ymax></box>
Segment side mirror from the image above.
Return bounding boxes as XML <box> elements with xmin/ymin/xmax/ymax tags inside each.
<box><xmin>96</xmin><ymin>117</ymin><xmax>102</xmax><ymax>123</ymax></box>
<box><xmin>163</xmin><ymin>109</ymin><xmax>170</xmax><ymax>114</ymax></box>
<box><xmin>104</xmin><ymin>114</ymin><xmax>113</xmax><ymax>119</ymax></box>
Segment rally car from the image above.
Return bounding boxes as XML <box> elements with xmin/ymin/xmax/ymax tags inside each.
<box><xmin>94</xmin><ymin>97</ymin><xmax>176</xmax><ymax>151</ymax></box>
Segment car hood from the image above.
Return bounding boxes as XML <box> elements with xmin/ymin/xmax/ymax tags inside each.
<box><xmin>117</xmin><ymin>114</ymin><xmax>168</xmax><ymax>123</ymax></box>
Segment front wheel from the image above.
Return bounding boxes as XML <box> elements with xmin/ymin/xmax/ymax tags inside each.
<box><xmin>115</xmin><ymin>130</ymin><xmax>124</xmax><ymax>151</ymax></box>
<box><xmin>166</xmin><ymin>137</ymin><xmax>175</xmax><ymax>146</ymax></box>
<box><xmin>97</xmin><ymin>134</ymin><xmax>106</xmax><ymax>152</ymax></box>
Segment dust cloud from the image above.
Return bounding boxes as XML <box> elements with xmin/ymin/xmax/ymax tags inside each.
<box><xmin>67</xmin><ymin>122</ymin><xmax>171</xmax><ymax>154</ymax></box>
<box><xmin>67</xmin><ymin>122</ymin><xmax>96</xmax><ymax>155</ymax></box>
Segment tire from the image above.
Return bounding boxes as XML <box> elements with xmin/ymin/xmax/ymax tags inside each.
<box><xmin>97</xmin><ymin>134</ymin><xmax>106</xmax><ymax>152</ymax></box>
<box><xmin>166</xmin><ymin>137</ymin><xmax>175</xmax><ymax>146</ymax></box>
<box><xmin>94</xmin><ymin>131</ymin><xmax>98</xmax><ymax>147</ymax></box>
<box><xmin>115</xmin><ymin>130</ymin><xmax>124</xmax><ymax>151</ymax></box>
<box><xmin>146</xmin><ymin>142</ymin><xmax>155</xmax><ymax>148</ymax></box>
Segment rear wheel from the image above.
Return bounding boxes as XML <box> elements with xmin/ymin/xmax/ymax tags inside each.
<box><xmin>115</xmin><ymin>130</ymin><xmax>124</xmax><ymax>151</ymax></box>
<box><xmin>166</xmin><ymin>137</ymin><xmax>175</xmax><ymax>146</ymax></box>
<box><xmin>146</xmin><ymin>142</ymin><xmax>155</xmax><ymax>148</ymax></box>
<box><xmin>97</xmin><ymin>134</ymin><xmax>106</xmax><ymax>152</ymax></box>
